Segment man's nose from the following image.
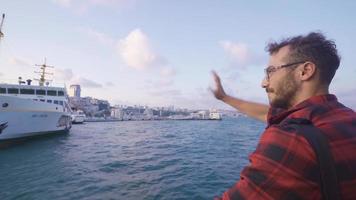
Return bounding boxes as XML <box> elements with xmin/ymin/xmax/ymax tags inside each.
<box><xmin>261</xmin><ymin>77</ymin><xmax>269</xmax><ymax>88</ymax></box>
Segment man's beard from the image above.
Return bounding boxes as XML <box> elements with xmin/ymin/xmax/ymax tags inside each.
<box><xmin>267</xmin><ymin>74</ymin><xmax>299</xmax><ymax>109</ymax></box>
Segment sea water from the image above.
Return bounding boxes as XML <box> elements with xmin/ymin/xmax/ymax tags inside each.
<box><xmin>0</xmin><ymin>117</ymin><xmax>264</xmax><ymax>200</ymax></box>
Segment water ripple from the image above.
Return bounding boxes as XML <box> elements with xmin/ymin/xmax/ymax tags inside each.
<box><xmin>0</xmin><ymin>117</ymin><xmax>264</xmax><ymax>200</ymax></box>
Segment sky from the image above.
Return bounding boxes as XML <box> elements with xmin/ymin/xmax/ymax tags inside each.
<box><xmin>1</xmin><ymin>0</ymin><xmax>355</xmax><ymax>110</ymax></box>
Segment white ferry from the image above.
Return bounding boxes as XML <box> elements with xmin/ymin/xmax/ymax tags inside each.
<box><xmin>0</xmin><ymin>70</ymin><xmax>72</xmax><ymax>140</ymax></box>
<box><xmin>0</xmin><ymin>14</ymin><xmax>72</xmax><ymax>140</ymax></box>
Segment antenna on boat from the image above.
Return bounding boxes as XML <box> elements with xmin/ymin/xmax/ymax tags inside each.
<box><xmin>0</xmin><ymin>14</ymin><xmax>5</xmax><ymax>40</ymax></box>
<box><xmin>34</xmin><ymin>58</ymin><xmax>54</xmax><ymax>86</ymax></box>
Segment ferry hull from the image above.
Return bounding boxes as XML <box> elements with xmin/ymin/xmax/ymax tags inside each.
<box><xmin>0</xmin><ymin>96</ymin><xmax>72</xmax><ymax>140</ymax></box>
<box><xmin>0</xmin><ymin>111</ymin><xmax>71</xmax><ymax>140</ymax></box>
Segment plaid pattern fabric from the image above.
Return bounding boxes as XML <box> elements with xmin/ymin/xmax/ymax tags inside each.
<box><xmin>217</xmin><ymin>94</ymin><xmax>356</xmax><ymax>200</ymax></box>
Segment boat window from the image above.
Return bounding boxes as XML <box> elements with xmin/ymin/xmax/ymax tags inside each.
<box><xmin>33</xmin><ymin>99</ymin><xmax>38</xmax><ymax>101</ymax></box>
<box><xmin>8</xmin><ymin>88</ymin><xmax>19</xmax><ymax>94</ymax></box>
<box><xmin>59</xmin><ymin>101</ymin><xmax>63</xmax><ymax>105</ymax></box>
<box><xmin>0</xmin><ymin>87</ymin><xmax>6</xmax><ymax>94</ymax></box>
<box><xmin>20</xmin><ymin>89</ymin><xmax>35</xmax><ymax>95</ymax></box>
<box><xmin>36</xmin><ymin>89</ymin><xmax>46</xmax><ymax>95</ymax></box>
<box><xmin>40</xmin><ymin>99</ymin><xmax>45</xmax><ymax>102</ymax></box>
<box><xmin>47</xmin><ymin>100</ymin><xmax>52</xmax><ymax>103</ymax></box>
<box><xmin>47</xmin><ymin>90</ymin><xmax>57</xmax><ymax>96</ymax></box>
<box><xmin>54</xmin><ymin>100</ymin><xmax>59</xmax><ymax>104</ymax></box>
<box><xmin>58</xmin><ymin>91</ymin><xmax>64</xmax><ymax>96</ymax></box>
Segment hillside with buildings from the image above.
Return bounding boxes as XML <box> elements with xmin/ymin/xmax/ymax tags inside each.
<box><xmin>67</xmin><ymin>85</ymin><xmax>240</xmax><ymax>121</ymax></box>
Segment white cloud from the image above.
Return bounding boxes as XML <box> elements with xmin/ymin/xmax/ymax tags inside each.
<box><xmin>89</xmin><ymin>0</ymin><xmax>126</xmax><ymax>6</ymax></box>
<box><xmin>219</xmin><ymin>40</ymin><xmax>267</xmax><ymax>93</ymax></box>
<box><xmin>220</xmin><ymin>41</ymin><xmax>250</xmax><ymax>65</ymax></box>
<box><xmin>143</xmin><ymin>67</ymin><xmax>177</xmax><ymax>91</ymax></box>
<box><xmin>8</xmin><ymin>57</ymin><xmax>32</xmax><ymax>67</ymax></box>
<box><xmin>86</xmin><ymin>28</ymin><xmax>115</xmax><ymax>46</ymax></box>
<box><xmin>53</xmin><ymin>0</ymin><xmax>135</xmax><ymax>14</ymax></box>
<box><xmin>72</xmin><ymin>77</ymin><xmax>103</xmax><ymax>88</ymax></box>
<box><xmin>158</xmin><ymin>79</ymin><xmax>174</xmax><ymax>87</ymax></box>
<box><xmin>144</xmin><ymin>78</ymin><xmax>174</xmax><ymax>89</ymax></box>
<box><xmin>151</xmin><ymin>87</ymin><xmax>227</xmax><ymax>110</ymax></box>
<box><xmin>53</xmin><ymin>0</ymin><xmax>71</xmax><ymax>7</ymax></box>
<box><xmin>139</xmin><ymin>82</ymin><xmax>224</xmax><ymax>109</ymax></box>
<box><xmin>117</xmin><ymin>29</ymin><xmax>160</xmax><ymax>70</ymax></box>
<box><xmin>154</xmin><ymin>67</ymin><xmax>176</xmax><ymax>87</ymax></box>
<box><xmin>55</xmin><ymin>68</ymin><xmax>74</xmax><ymax>82</ymax></box>
<box><xmin>220</xmin><ymin>41</ymin><xmax>266</xmax><ymax>68</ymax></box>
<box><xmin>160</xmin><ymin>67</ymin><xmax>176</xmax><ymax>77</ymax></box>
<box><xmin>106</xmin><ymin>81</ymin><xmax>115</xmax><ymax>86</ymax></box>
<box><xmin>191</xmin><ymin>87</ymin><xmax>223</xmax><ymax>108</ymax></box>
<box><xmin>0</xmin><ymin>72</ymin><xmax>3</xmax><ymax>77</ymax></box>
<box><xmin>53</xmin><ymin>68</ymin><xmax>103</xmax><ymax>88</ymax></box>
<box><xmin>148</xmin><ymin>89</ymin><xmax>182</xmax><ymax>97</ymax></box>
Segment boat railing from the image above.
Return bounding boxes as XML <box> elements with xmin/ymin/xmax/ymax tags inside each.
<box><xmin>0</xmin><ymin>78</ymin><xmax>67</xmax><ymax>88</ymax></box>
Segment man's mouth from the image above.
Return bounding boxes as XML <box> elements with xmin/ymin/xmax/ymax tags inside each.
<box><xmin>266</xmin><ymin>88</ymin><xmax>274</xmax><ymax>93</ymax></box>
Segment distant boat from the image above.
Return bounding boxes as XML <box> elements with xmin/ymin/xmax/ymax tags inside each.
<box><xmin>71</xmin><ymin>110</ymin><xmax>86</xmax><ymax>124</ymax></box>
<box><xmin>0</xmin><ymin>14</ymin><xmax>72</xmax><ymax>140</ymax></box>
<box><xmin>209</xmin><ymin>111</ymin><xmax>222</xmax><ymax>120</ymax></box>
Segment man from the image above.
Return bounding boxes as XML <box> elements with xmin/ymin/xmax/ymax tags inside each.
<box><xmin>212</xmin><ymin>32</ymin><xmax>356</xmax><ymax>200</ymax></box>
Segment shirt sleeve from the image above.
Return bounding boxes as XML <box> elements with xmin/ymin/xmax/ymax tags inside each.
<box><xmin>219</xmin><ymin>125</ymin><xmax>321</xmax><ymax>200</ymax></box>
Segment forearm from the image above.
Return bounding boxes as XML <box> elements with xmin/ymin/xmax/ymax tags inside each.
<box><xmin>222</xmin><ymin>95</ymin><xmax>269</xmax><ymax>122</ymax></box>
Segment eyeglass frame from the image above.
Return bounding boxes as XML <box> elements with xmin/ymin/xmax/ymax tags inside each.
<box><xmin>264</xmin><ymin>61</ymin><xmax>306</xmax><ymax>80</ymax></box>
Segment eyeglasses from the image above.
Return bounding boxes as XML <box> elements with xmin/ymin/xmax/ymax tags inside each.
<box><xmin>264</xmin><ymin>61</ymin><xmax>306</xmax><ymax>80</ymax></box>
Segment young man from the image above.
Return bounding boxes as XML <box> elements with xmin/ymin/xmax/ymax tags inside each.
<box><xmin>212</xmin><ymin>32</ymin><xmax>356</xmax><ymax>200</ymax></box>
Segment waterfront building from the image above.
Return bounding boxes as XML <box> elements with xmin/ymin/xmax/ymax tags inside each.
<box><xmin>69</xmin><ymin>84</ymin><xmax>81</xmax><ymax>98</ymax></box>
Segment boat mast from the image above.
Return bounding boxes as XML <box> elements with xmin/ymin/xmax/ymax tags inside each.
<box><xmin>34</xmin><ymin>58</ymin><xmax>54</xmax><ymax>86</ymax></box>
<box><xmin>0</xmin><ymin>14</ymin><xmax>5</xmax><ymax>43</ymax></box>
<box><xmin>0</xmin><ymin>14</ymin><xmax>4</xmax><ymax>40</ymax></box>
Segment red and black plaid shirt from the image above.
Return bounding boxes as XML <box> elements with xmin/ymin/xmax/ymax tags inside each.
<box><xmin>218</xmin><ymin>94</ymin><xmax>356</xmax><ymax>200</ymax></box>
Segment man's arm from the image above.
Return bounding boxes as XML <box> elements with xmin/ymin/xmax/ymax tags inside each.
<box><xmin>211</xmin><ymin>71</ymin><xmax>269</xmax><ymax>122</ymax></box>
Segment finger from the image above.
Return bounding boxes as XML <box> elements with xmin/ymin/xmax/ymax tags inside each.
<box><xmin>211</xmin><ymin>70</ymin><xmax>218</xmax><ymax>79</ymax></box>
<box><xmin>214</xmin><ymin>75</ymin><xmax>222</xmax><ymax>88</ymax></box>
<box><xmin>211</xmin><ymin>70</ymin><xmax>217</xmax><ymax>76</ymax></box>
<box><xmin>209</xmin><ymin>87</ymin><xmax>219</xmax><ymax>98</ymax></box>
<box><xmin>211</xmin><ymin>71</ymin><xmax>220</xmax><ymax>83</ymax></box>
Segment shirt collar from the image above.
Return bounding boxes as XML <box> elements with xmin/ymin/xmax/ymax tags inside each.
<box><xmin>267</xmin><ymin>94</ymin><xmax>337</xmax><ymax>126</ymax></box>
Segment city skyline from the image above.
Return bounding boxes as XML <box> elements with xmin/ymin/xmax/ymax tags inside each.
<box><xmin>1</xmin><ymin>1</ymin><xmax>356</xmax><ymax>110</ymax></box>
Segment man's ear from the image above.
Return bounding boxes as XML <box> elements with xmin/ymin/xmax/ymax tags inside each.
<box><xmin>299</xmin><ymin>62</ymin><xmax>316</xmax><ymax>81</ymax></box>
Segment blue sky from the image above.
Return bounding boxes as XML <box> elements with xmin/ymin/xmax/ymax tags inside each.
<box><xmin>1</xmin><ymin>0</ymin><xmax>355</xmax><ymax>109</ymax></box>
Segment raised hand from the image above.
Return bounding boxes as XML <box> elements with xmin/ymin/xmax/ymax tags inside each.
<box><xmin>210</xmin><ymin>70</ymin><xmax>227</xmax><ymax>101</ymax></box>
